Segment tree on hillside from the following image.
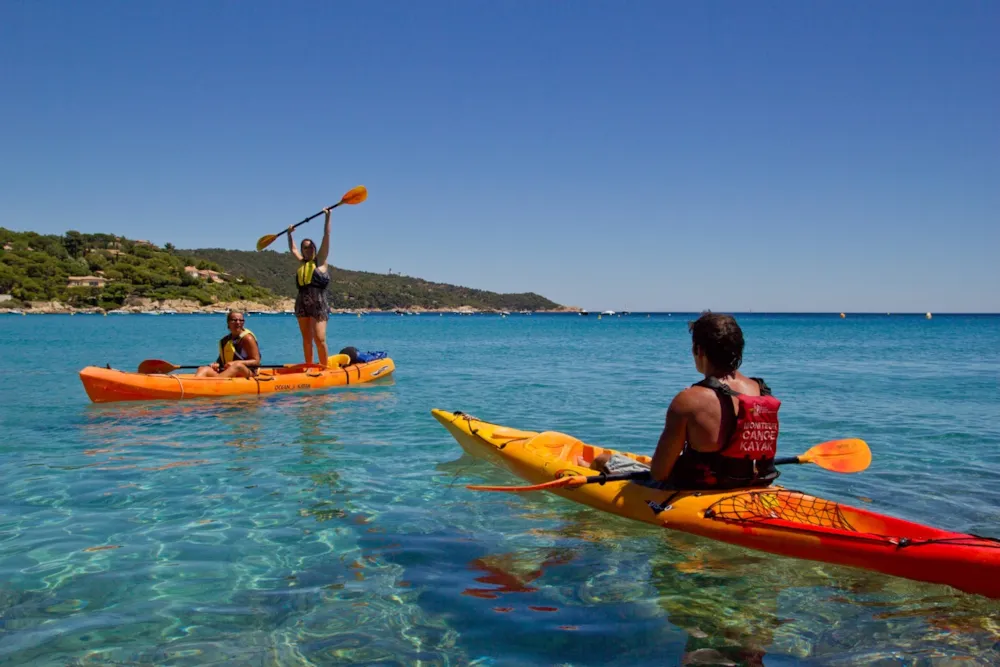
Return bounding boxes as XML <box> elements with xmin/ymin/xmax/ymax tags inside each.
<box><xmin>63</xmin><ymin>231</ymin><xmax>85</xmax><ymax>258</ymax></box>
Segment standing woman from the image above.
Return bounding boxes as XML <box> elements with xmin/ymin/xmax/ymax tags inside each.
<box><xmin>288</xmin><ymin>208</ymin><xmax>332</xmax><ymax>366</ymax></box>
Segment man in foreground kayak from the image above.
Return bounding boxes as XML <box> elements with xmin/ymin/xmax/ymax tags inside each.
<box><xmin>588</xmin><ymin>312</ymin><xmax>781</xmax><ymax>489</ymax></box>
<box><xmin>195</xmin><ymin>311</ymin><xmax>261</xmax><ymax>378</ymax></box>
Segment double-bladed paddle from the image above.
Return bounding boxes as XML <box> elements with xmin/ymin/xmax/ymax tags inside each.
<box><xmin>255</xmin><ymin>185</ymin><xmax>368</xmax><ymax>252</ymax></box>
<box><xmin>466</xmin><ymin>438</ymin><xmax>872</xmax><ymax>492</ymax></box>
<box><xmin>137</xmin><ymin>354</ymin><xmax>351</xmax><ymax>374</ymax></box>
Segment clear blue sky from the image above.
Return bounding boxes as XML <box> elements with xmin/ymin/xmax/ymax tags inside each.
<box><xmin>2</xmin><ymin>1</ymin><xmax>997</xmax><ymax>312</ymax></box>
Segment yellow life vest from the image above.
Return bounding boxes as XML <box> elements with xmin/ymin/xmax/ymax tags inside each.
<box><xmin>218</xmin><ymin>328</ymin><xmax>257</xmax><ymax>364</ymax></box>
<box><xmin>297</xmin><ymin>261</ymin><xmax>316</xmax><ymax>287</ymax></box>
<box><xmin>296</xmin><ymin>260</ymin><xmax>331</xmax><ymax>289</ymax></box>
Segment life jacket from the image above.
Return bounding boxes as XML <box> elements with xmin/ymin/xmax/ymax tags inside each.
<box><xmin>667</xmin><ymin>377</ymin><xmax>781</xmax><ymax>489</ymax></box>
<box><xmin>217</xmin><ymin>328</ymin><xmax>258</xmax><ymax>364</ymax></box>
<box><xmin>296</xmin><ymin>261</ymin><xmax>331</xmax><ymax>290</ymax></box>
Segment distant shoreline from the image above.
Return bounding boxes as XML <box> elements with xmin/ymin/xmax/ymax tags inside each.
<box><xmin>0</xmin><ymin>302</ymin><xmax>583</xmax><ymax>316</ymax></box>
<box><xmin>0</xmin><ymin>304</ymin><xmax>994</xmax><ymax>317</ymax></box>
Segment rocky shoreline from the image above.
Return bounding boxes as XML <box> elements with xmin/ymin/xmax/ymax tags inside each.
<box><xmin>0</xmin><ymin>298</ymin><xmax>583</xmax><ymax>315</ymax></box>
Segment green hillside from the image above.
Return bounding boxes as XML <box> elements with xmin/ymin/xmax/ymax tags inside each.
<box><xmin>182</xmin><ymin>247</ymin><xmax>563</xmax><ymax>311</ymax></box>
<box><xmin>0</xmin><ymin>228</ymin><xmax>274</xmax><ymax>310</ymax></box>
<box><xmin>0</xmin><ymin>227</ymin><xmax>565</xmax><ymax>311</ymax></box>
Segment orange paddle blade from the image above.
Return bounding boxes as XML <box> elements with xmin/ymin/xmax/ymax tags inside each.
<box><xmin>137</xmin><ymin>359</ymin><xmax>179</xmax><ymax>374</ymax></box>
<box><xmin>256</xmin><ymin>234</ymin><xmax>278</xmax><ymax>251</ymax></box>
<box><xmin>798</xmin><ymin>438</ymin><xmax>871</xmax><ymax>473</ymax></box>
<box><xmin>467</xmin><ymin>475</ymin><xmax>589</xmax><ymax>493</ymax></box>
<box><xmin>340</xmin><ymin>185</ymin><xmax>367</xmax><ymax>205</ymax></box>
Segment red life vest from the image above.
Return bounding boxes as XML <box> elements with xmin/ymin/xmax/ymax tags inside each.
<box><xmin>667</xmin><ymin>377</ymin><xmax>781</xmax><ymax>489</ymax></box>
<box><xmin>720</xmin><ymin>391</ymin><xmax>780</xmax><ymax>461</ymax></box>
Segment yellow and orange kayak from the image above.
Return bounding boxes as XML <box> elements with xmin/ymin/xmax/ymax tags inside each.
<box><xmin>80</xmin><ymin>358</ymin><xmax>395</xmax><ymax>403</ymax></box>
<box><xmin>431</xmin><ymin>409</ymin><xmax>1000</xmax><ymax>599</ymax></box>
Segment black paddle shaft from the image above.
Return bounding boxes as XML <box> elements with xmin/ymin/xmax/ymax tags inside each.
<box><xmin>288</xmin><ymin>201</ymin><xmax>344</xmax><ymax>233</ymax></box>
<box><xmin>584</xmin><ymin>456</ymin><xmax>803</xmax><ymax>486</ymax></box>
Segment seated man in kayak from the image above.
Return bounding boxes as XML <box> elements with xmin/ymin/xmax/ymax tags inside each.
<box><xmin>587</xmin><ymin>312</ymin><xmax>781</xmax><ymax>489</ymax></box>
<box><xmin>195</xmin><ymin>311</ymin><xmax>261</xmax><ymax>379</ymax></box>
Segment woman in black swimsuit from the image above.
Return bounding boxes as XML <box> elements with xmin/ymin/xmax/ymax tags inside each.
<box><xmin>287</xmin><ymin>208</ymin><xmax>332</xmax><ymax>366</ymax></box>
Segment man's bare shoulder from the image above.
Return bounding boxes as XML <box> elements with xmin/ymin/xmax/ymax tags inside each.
<box><xmin>669</xmin><ymin>385</ymin><xmax>718</xmax><ymax>415</ymax></box>
<box><xmin>728</xmin><ymin>371</ymin><xmax>763</xmax><ymax>395</ymax></box>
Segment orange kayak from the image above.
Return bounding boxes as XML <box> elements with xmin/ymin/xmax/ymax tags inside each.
<box><xmin>431</xmin><ymin>409</ymin><xmax>1000</xmax><ymax>599</ymax></box>
<box><xmin>80</xmin><ymin>358</ymin><xmax>395</xmax><ymax>403</ymax></box>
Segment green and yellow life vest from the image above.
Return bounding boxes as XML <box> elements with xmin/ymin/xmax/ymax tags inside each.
<box><xmin>217</xmin><ymin>328</ymin><xmax>257</xmax><ymax>364</ymax></box>
<box><xmin>296</xmin><ymin>261</ymin><xmax>331</xmax><ymax>290</ymax></box>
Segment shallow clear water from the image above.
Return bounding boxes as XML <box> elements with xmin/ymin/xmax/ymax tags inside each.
<box><xmin>0</xmin><ymin>312</ymin><xmax>998</xmax><ymax>665</ymax></box>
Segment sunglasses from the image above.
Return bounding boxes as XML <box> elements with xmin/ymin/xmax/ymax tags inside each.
<box><xmin>228</xmin><ymin>318</ymin><xmax>244</xmax><ymax>324</ymax></box>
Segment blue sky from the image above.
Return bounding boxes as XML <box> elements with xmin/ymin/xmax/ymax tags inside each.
<box><xmin>2</xmin><ymin>1</ymin><xmax>997</xmax><ymax>312</ymax></box>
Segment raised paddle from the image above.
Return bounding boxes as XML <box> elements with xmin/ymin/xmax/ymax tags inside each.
<box><xmin>466</xmin><ymin>438</ymin><xmax>872</xmax><ymax>492</ymax></box>
<box><xmin>137</xmin><ymin>354</ymin><xmax>352</xmax><ymax>374</ymax></box>
<box><xmin>255</xmin><ymin>185</ymin><xmax>368</xmax><ymax>252</ymax></box>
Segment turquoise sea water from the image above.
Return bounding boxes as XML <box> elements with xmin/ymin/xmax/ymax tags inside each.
<box><xmin>0</xmin><ymin>312</ymin><xmax>998</xmax><ymax>666</ymax></box>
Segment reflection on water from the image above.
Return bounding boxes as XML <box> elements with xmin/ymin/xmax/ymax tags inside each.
<box><xmin>462</xmin><ymin>550</ymin><xmax>575</xmax><ymax>600</ymax></box>
<box><xmin>77</xmin><ymin>387</ymin><xmax>398</xmax><ymax>469</ymax></box>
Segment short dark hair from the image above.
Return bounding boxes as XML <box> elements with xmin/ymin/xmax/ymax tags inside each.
<box><xmin>688</xmin><ymin>312</ymin><xmax>744</xmax><ymax>375</ymax></box>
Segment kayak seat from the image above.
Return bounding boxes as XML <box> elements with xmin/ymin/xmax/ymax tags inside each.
<box><xmin>524</xmin><ymin>431</ymin><xmax>586</xmax><ymax>464</ymax></box>
<box><xmin>525</xmin><ymin>432</ymin><xmax>654</xmax><ymax>467</ymax></box>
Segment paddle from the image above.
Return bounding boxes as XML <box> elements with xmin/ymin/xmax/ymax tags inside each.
<box><xmin>137</xmin><ymin>354</ymin><xmax>352</xmax><ymax>374</ymax></box>
<box><xmin>255</xmin><ymin>185</ymin><xmax>368</xmax><ymax>252</ymax></box>
<box><xmin>466</xmin><ymin>438</ymin><xmax>871</xmax><ymax>492</ymax></box>
<box><xmin>138</xmin><ymin>360</ymin><xmax>320</xmax><ymax>374</ymax></box>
